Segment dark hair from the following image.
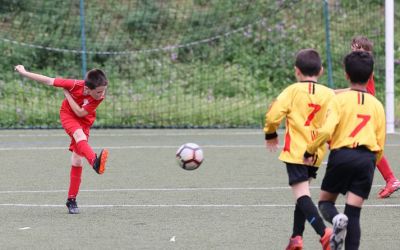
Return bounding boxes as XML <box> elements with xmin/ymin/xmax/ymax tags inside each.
<box><xmin>84</xmin><ymin>69</ymin><xmax>108</xmax><ymax>89</ymax></box>
<box><xmin>344</xmin><ymin>51</ymin><xmax>374</xmax><ymax>84</ymax></box>
<box><xmin>295</xmin><ymin>49</ymin><xmax>322</xmax><ymax>77</ymax></box>
<box><xmin>351</xmin><ymin>36</ymin><xmax>373</xmax><ymax>52</ymax></box>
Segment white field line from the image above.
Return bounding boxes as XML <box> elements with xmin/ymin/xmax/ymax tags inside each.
<box><xmin>0</xmin><ymin>131</ymin><xmax>262</xmax><ymax>137</ymax></box>
<box><xmin>1</xmin><ymin>144</ymin><xmax>400</xmax><ymax>151</ymax></box>
<box><xmin>0</xmin><ymin>145</ymin><xmax>262</xmax><ymax>151</ymax></box>
<box><xmin>0</xmin><ymin>130</ymin><xmax>398</xmax><ymax>137</ymax></box>
<box><xmin>0</xmin><ymin>185</ymin><xmax>385</xmax><ymax>194</ymax></box>
<box><xmin>0</xmin><ymin>203</ymin><xmax>399</xmax><ymax>208</ymax></box>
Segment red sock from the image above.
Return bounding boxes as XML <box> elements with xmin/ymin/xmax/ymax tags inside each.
<box><xmin>76</xmin><ymin>140</ymin><xmax>96</xmax><ymax>166</ymax></box>
<box><xmin>68</xmin><ymin>166</ymin><xmax>83</xmax><ymax>199</ymax></box>
<box><xmin>377</xmin><ymin>156</ymin><xmax>395</xmax><ymax>182</ymax></box>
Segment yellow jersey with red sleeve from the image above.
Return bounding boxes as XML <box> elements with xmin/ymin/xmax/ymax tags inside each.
<box><xmin>264</xmin><ymin>82</ymin><xmax>335</xmax><ymax>167</ymax></box>
<box><xmin>306</xmin><ymin>90</ymin><xmax>386</xmax><ymax>163</ymax></box>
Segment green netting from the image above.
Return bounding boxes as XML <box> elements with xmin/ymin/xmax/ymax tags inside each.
<box><xmin>0</xmin><ymin>0</ymin><xmax>396</xmax><ymax>128</ymax></box>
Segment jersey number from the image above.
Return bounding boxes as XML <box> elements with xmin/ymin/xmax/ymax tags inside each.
<box><xmin>349</xmin><ymin>114</ymin><xmax>371</xmax><ymax>137</ymax></box>
<box><xmin>304</xmin><ymin>103</ymin><xmax>321</xmax><ymax>126</ymax></box>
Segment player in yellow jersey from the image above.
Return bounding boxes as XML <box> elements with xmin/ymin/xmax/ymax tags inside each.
<box><xmin>264</xmin><ymin>49</ymin><xmax>334</xmax><ymax>250</ymax></box>
<box><xmin>303</xmin><ymin>51</ymin><xmax>385</xmax><ymax>250</ymax></box>
<box><xmin>335</xmin><ymin>36</ymin><xmax>400</xmax><ymax>198</ymax></box>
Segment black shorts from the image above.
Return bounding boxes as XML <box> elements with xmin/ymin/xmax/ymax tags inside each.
<box><xmin>321</xmin><ymin>147</ymin><xmax>376</xmax><ymax>199</ymax></box>
<box><xmin>285</xmin><ymin>163</ymin><xmax>319</xmax><ymax>186</ymax></box>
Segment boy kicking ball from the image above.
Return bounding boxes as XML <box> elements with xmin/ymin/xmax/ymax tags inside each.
<box><xmin>15</xmin><ymin>65</ymin><xmax>109</xmax><ymax>214</ymax></box>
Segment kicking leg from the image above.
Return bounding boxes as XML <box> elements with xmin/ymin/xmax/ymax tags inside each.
<box><xmin>73</xmin><ymin>129</ymin><xmax>96</xmax><ymax>165</ymax></box>
<box><xmin>73</xmin><ymin>128</ymin><xmax>108</xmax><ymax>174</ymax></box>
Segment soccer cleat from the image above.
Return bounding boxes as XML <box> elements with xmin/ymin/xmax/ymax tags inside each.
<box><xmin>378</xmin><ymin>179</ymin><xmax>400</xmax><ymax>198</ymax></box>
<box><xmin>92</xmin><ymin>149</ymin><xmax>109</xmax><ymax>175</ymax></box>
<box><xmin>285</xmin><ymin>235</ymin><xmax>303</xmax><ymax>250</ymax></box>
<box><xmin>66</xmin><ymin>198</ymin><xmax>80</xmax><ymax>214</ymax></box>
<box><xmin>330</xmin><ymin>213</ymin><xmax>348</xmax><ymax>250</ymax></box>
<box><xmin>320</xmin><ymin>227</ymin><xmax>333</xmax><ymax>250</ymax></box>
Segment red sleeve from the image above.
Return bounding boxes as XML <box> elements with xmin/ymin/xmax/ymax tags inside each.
<box><xmin>53</xmin><ymin>78</ymin><xmax>76</xmax><ymax>90</ymax></box>
<box><xmin>82</xmin><ymin>99</ymin><xmax>103</xmax><ymax>114</ymax></box>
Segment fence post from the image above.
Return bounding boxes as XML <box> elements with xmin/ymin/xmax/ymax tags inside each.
<box><xmin>79</xmin><ymin>0</ymin><xmax>87</xmax><ymax>77</ymax></box>
<box><xmin>385</xmin><ymin>0</ymin><xmax>395</xmax><ymax>133</ymax></box>
<box><xmin>323</xmin><ymin>0</ymin><xmax>333</xmax><ymax>88</ymax></box>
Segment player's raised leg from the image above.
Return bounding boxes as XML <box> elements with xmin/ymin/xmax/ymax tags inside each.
<box><xmin>73</xmin><ymin>128</ymin><xmax>108</xmax><ymax>174</ymax></box>
<box><xmin>92</xmin><ymin>149</ymin><xmax>108</xmax><ymax>174</ymax></box>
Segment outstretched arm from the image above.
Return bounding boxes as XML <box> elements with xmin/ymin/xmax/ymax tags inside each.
<box><xmin>14</xmin><ymin>65</ymin><xmax>55</xmax><ymax>86</ymax></box>
<box><xmin>63</xmin><ymin>89</ymin><xmax>88</xmax><ymax>118</ymax></box>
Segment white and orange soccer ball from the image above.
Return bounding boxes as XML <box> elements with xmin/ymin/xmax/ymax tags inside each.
<box><xmin>176</xmin><ymin>143</ymin><xmax>204</xmax><ymax>170</ymax></box>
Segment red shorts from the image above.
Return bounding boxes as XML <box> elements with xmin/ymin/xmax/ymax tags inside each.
<box><xmin>60</xmin><ymin>112</ymin><xmax>91</xmax><ymax>152</ymax></box>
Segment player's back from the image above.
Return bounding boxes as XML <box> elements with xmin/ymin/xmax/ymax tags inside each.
<box><xmin>286</xmin><ymin>82</ymin><xmax>334</xmax><ymax>129</ymax></box>
<box><xmin>274</xmin><ymin>81</ymin><xmax>334</xmax><ymax>165</ymax></box>
<box><xmin>329</xmin><ymin>90</ymin><xmax>385</xmax><ymax>152</ymax></box>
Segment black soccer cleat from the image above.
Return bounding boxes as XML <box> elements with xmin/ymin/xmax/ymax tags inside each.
<box><xmin>66</xmin><ymin>198</ymin><xmax>80</xmax><ymax>214</ymax></box>
<box><xmin>92</xmin><ymin>149</ymin><xmax>109</xmax><ymax>175</ymax></box>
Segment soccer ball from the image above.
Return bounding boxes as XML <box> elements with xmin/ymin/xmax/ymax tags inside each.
<box><xmin>176</xmin><ymin>143</ymin><xmax>204</xmax><ymax>170</ymax></box>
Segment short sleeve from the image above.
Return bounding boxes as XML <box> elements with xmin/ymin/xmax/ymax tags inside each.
<box><xmin>53</xmin><ymin>78</ymin><xmax>76</xmax><ymax>90</ymax></box>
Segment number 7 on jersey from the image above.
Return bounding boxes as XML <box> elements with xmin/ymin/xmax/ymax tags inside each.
<box><xmin>349</xmin><ymin>114</ymin><xmax>371</xmax><ymax>137</ymax></box>
<box><xmin>304</xmin><ymin>103</ymin><xmax>321</xmax><ymax>126</ymax></box>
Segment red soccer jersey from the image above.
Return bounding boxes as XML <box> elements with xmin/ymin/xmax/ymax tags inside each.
<box><xmin>366</xmin><ymin>74</ymin><xmax>375</xmax><ymax>96</ymax></box>
<box><xmin>54</xmin><ymin>78</ymin><xmax>104</xmax><ymax>126</ymax></box>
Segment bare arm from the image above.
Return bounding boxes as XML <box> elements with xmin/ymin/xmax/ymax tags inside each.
<box><xmin>63</xmin><ymin>89</ymin><xmax>88</xmax><ymax>118</ymax></box>
<box><xmin>14</xmin><ymin>65</ymin><xmax>55</xmax><ymax>86</ymax></box>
